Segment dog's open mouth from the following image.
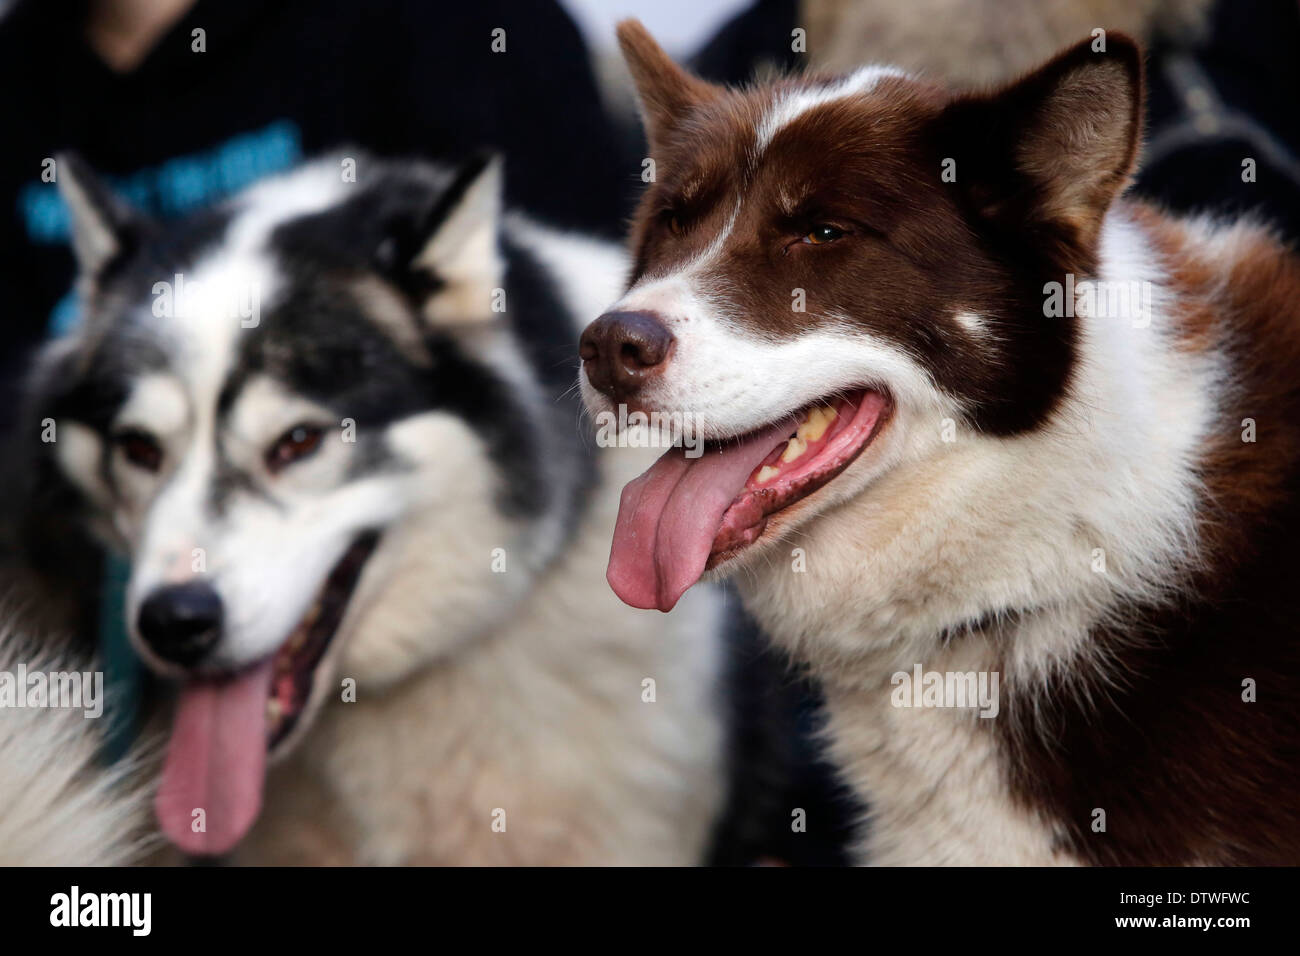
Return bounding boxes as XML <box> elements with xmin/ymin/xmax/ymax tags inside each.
<box><xmin>607</xmin><ymin>388</ymin><xmax>890</xmax><ymax>612</ymax></box>
<box><xmin>266</xmin><ymin>531</ymin><xmax>379</xmax><ymax>750</ymax></box>
<box><xmin>155</xmin><ymin>532</ymin><xmax>379</xmax><ymax>858</ymax></box>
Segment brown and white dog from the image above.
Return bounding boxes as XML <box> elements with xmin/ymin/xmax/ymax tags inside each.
<box><xmin>579</xmin><ymin>21</ymin><xmax>1300</xmax><ymax>865</ymax></box>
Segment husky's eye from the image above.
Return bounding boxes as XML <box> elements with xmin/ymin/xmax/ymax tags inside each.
<box><xmin>266</xmin><ymin>424</ymin><xmax>325</xmax><ymax>474</ymax></box>
<box><xmin>113</xmin><ymin>429</ymin><xmax>162</xmax><ymax>473</ymax></box>
<box><xmin>802</xmin><ymin>224</ymin><xmax>846</xmax><ymax>245</ymax></box>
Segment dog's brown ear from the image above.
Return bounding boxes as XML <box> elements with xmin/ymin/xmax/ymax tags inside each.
<box><xmin>940</xmin><ymin>33</ymin><xmax>1143</xmax><ymax>261</ymax></box>
<box><xmin>617</xmin><ymin>19</ymin><xmax>719</xmax><ymax>146</ymax></box>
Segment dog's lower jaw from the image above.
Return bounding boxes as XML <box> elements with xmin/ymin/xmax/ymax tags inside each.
<box><xmin>231</xmin><ymin>448</ymin><xmax>730</xmax><ymax>865</ymax></box>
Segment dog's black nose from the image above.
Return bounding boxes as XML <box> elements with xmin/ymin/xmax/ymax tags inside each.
<box><xmin>579</xmin><ymin>310</ymin><xmax>675</xmax><ymax>402</ymax></box>
<box><xmin>137</xmin><ymin>582</ymin><xmax>223</xmax><ymax>667</ymax></box>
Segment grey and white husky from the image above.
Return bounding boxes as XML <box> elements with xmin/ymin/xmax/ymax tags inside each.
<box><xmin>15</xmin><ymin>151</ymin><xmax>735</xmax><ymax>864</ymax></box>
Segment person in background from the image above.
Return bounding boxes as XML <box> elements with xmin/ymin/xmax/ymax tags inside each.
<box><xmin>0</xmin><ymin>0</ymin><xmax>631</xmax><ymax>438</ymax></box>
<box><xmin>694</xmin><ymin>0</ymin><xmax>1300</xmax><ymax>239</ymax></box>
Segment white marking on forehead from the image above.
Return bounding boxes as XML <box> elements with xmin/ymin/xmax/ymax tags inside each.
<box><xmin>169</xmin><ymin>252</ymin><xmax>275</xmax><ymax>407</ymax></box>
<box><xmin>54</xmin><ymin>421</ymin><xmax>108</xmax><ymax>505</ymax></box>
<box><xmin>694</xmin><ymin>199</ymin><xmax>741</xmax><ymax>272</ymax></box>
<box><xmin>226</xmin><ymin>162</ymin><xmax>353</xmax><ymax>249</ymax></box>
<box><xmin>953</xmin><ymin>311</ymin><xmax>989</xmax><ymax>338</ymax></box>
<box><xmin>114</xmin><ymin>373</ymin><xmax>188</xmax><ymax>436</ymax></box>
<box><xmin>624</xmin><ymin>68</ymin><xmax>906</xmax><ymax>307</ymax></box>
<box><xmin>626</xmin><ymin>67</ymin><xmax>908</xmax><ymax>300</ymax></box>
<box><xmin>224</xmin><ymin>375</ymin><xmax>332</xmax><ymax>449</ymax></box>
<box><xmin>170</xmin><ymin>161</ymin><xmax>354</xmax><ymax>409</ymax></box>
<box><xmin>624</xmin><ymin>198</ymin><xmax>743</xmax><ymax>296</ymax></box>
<box><xmin>755</xmin><ymin>65</ymin><xmax>908</xmax><ymax>153</ymax></box>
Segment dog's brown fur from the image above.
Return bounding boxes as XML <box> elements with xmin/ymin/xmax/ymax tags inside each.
<box><xmin>602</xmin><ymin>20</ymin><xmax>1300</xmax><ymax>864</ymax></box>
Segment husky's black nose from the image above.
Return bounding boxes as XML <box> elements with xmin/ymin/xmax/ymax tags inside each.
<box><xmin>580</xmin><ymin>310</ymin><xmax>675</xmax><ymax>401</ymax></box>
<box><xmin>137</xmin><ymin>582</ymin><xmax>223</xmax><ymax>667</ymax></box>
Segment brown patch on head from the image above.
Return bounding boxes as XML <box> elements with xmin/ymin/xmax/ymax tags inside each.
<box><xmin>625</xmin><ymin>84</ymin><xmax>765</xmax><ymax>284</ymax></box>
<box><xmin>616</xmin><ymin>25</ymin><xmax>1146</xmax><ymax>435</ymax></box>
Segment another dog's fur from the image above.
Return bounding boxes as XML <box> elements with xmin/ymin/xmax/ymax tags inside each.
<box><xmin>0</xmin><ymin>618</ymin><xmax>154</xmax><ymax>865</ymax></box>
<box><xmin>803</xmin><ymin>0</ymin><xmax>1210</xmax><ymax>84</ymax></box>
<box><xmin>586</xmin><ymin>22</ymin><xmax>1300</xmax><ymax>864</ymax></box>
<box><xmin>21</xmin><ymin>153</ymin><xmax>732</xmax><ymax>864</ymax></box>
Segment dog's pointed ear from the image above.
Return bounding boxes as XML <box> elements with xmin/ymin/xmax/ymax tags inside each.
<box><xmin>387</xmin><ymin>151</ymin><xmax>505</xmax><ymax>326</ymax></box>
<box><xmin>939</xmin><ymin>34</ymin><xmax>1143</xmax><ymax>263</ymax></box>
<box><xmin>56</xmin><ymin>152</ymin><xmax>149</xmax><ymax>281</ymax></box>
<box><xmin>617</xmin><ymin>19</ymin><xmax>720</xmax><ymax>147</ymax></box>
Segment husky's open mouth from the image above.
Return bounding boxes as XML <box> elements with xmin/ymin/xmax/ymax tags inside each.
<box><xmin>607</xmin><ymin>388</ymin><xmax>890</xmax><ymax>612</ymax></box>
<box><xmin>265</xmin><ymin>531</ymin><xmax>379</xmax><ymax>750</ymax></box>
<box><xmin>155</xmin><ymin>531</ymin><xmax>379</xmax><ymax>857</ymax></box>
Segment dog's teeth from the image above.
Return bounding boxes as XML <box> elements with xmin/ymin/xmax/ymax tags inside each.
<box><xmin>781</xmin><ymin>437</ymin><xmax>807</xmax><ymax>463</ymax></box>
<box><xmin>266</xmin><ymin>698</ymin><xmax>282</xmax><ymax>725</ymax></box>
<box><xmin>288</xmin><ymin>629</ymin><xmax>307</xmax><ymax>652</ymax></box>
<box><xmin>755</xmin><ymin>465</ymin><xmax>780</xmax><ymax>485</ymax></box>
<box><xmin>797</xmin><ymin>407</ymin><xmax>837</xmax><ymax>443</ymax></box>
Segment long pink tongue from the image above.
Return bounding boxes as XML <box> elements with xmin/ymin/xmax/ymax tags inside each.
<box><xmin>155</xmin><ymin>660</ymin><xmax>273</xmax><ymax>857</ymax></box>
<box><xmin>608</xmin><ymin>420</ymin><xmax>791</xmax><ymax>612</ymax></box>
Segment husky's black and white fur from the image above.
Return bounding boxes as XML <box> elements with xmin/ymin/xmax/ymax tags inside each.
<box><xmin>15</xmin><ymin>151</ymin><xmax>736</xmax><ymax>864</ymax></box>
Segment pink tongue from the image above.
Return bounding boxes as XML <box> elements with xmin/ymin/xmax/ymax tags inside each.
<box><xmin>608</xmin><ymin>420</ymin><xmax>792</xmax><ymax>612</ymax></box>
<box><xmin>155</xmin><ymin>660</ymin><xmax>273</xmax><ymax>857</ymax></box>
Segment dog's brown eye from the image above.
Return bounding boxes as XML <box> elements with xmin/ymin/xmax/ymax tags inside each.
<box><xmin>114</xmin><ymin>429</ymin><xmax>163</xmax><ymax>473</ymax></box>
<box><xmin>266</xmin><ymin>424</ymin><xmax>325</xmax><ymax>474</ymax></box>
<box><xmin>803</xmin><ymin>224</ymin><xmax>845</xmax><ymax>245</ymax></box>
<box><xmin>662</xmin><ymin>209</ymin><xmax>686</xmax><ymax>236</ymax></box>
